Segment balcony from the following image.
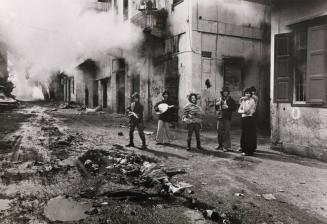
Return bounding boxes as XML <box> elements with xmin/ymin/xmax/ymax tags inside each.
<box><xmin>131</xmin><ymin>9</ymin><xmax>168</xmax><ymax>38</ymax></box>
<box><xmin>87</xmin><ymin>1</ymin><xmax>118</xmax><ymax>13</ymax></box>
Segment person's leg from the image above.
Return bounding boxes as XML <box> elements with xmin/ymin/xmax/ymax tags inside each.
<box><xmin>195</xmin><ymin>123</ymin><xmax>202</xmax><ymax>149</ymax></box>
<box><xmin>187</xmin><ymin>124</ymin><xmax>194</xmax><ymax>150</ymax></box>
<box><xmin>163</xmin><ymin>121</ymin><xmax>171</xmax><ymax>144</ymax></box>
<box><xmin>248</xmin><ymin>117</ymin><xmax>256</xmax><ymax>155</ymax></box>
<box><xmin>126</xmin><ymin>122</ymin><xmax>136</xmax><ymax>147</ymax></box>
<box><xmin>240</xmin><ymin>118</ymin><xmax>245</xmax><ymax>153</ymax></box>
<box><xmin>156</xmin><ymin>120</ymin><xmax>164</xmax><ymax>144</ymax></box>
<box><xmin>216</xmin><ymin>119</ymin><xmax>223</xmax><ymax>149</ymax></box>
<box><xmin>137</xmin><ymin>122</ymin><xmax>146</xmax><ymax>149</ymax></box>
<box><xmin>253</xmin><ymin>115</ymin><xmax>257</xmax><ymax>151</ymax></box>
<box><xmin>223</xmin><ymin>119</ymin><xmax>231</xmax><ymax>151</ymax></box>
<box><xmin>242</xmin><ymin>117</ymin><xmax>252</xmax><ymax>155</ymax></box>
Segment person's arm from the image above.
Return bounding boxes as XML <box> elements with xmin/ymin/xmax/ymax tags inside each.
<box><xmin>126</xmin><ymin>105</ymin><xmax>131</xmax><ymax>116</ymax></box>
<box><xmin>215</xmin><ymin>98</ymin><xmax>222</xmax><ymax>111</ymax></box>
<box><xmin>243</xmin><ymin>99</ymin><xmax>255</xmax><ymax>115</ymax></box>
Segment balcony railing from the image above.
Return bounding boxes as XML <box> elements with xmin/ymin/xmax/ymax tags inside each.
<box><xmin>131</xmin><ymin>9</ymin><xmax>168</xmax><ymax>38</ymax></box>
<box><xmin>87</xmin><ymin>1</ymin><xmax>118</xmax><ymax>13</ymax></box>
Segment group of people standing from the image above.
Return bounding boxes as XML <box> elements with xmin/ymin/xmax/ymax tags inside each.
<box><xmin>125</xmin><ymin>86</ymin><xmax>258</xmax><ymax>156</ymax></box>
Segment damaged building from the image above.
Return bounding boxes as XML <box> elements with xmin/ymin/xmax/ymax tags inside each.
<box><xmin>63</xmin><ymin>0</ymin><xmax>271</xmax><ymax>130</ymax></box>
<box><xmin>0</xmin><ymin>42</ymin><xmax>17</xmax><ymax>109</ymax></box>
<box><xmin>271</xmin><ymin>0</ymin><xmax>327</xmax><ymax>161</ymax></box>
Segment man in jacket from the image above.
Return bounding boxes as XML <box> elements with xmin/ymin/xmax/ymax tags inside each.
<box><xmin>215</xmin><ymin>87</ymin><xmax>236</xmax><ymax>152</ymax></box>
<box><xmin>126</xmin><ymin>93</ymin><xmax>147</xmax><ymax>149</ymax></box>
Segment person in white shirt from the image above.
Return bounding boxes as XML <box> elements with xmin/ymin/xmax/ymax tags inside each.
<box><xmin>238</xmin><ymin>88</ymin><xmax>256</xmax><ymax>156</ymax></box>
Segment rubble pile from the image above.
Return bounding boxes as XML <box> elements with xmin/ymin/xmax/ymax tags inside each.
<box><xmin>77</xmin><ymin>146</ymin><xmax>193</xmax><ymax>199</ymax></box>
<box><xmin>75</xmin><ymin>145</ymin><xmax>241</xmax><ymax>224</ymax></box>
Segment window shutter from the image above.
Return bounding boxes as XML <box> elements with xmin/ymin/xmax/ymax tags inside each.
<box><xmin>306</xmin><ymin>25</ymin><xmax>327</xmax><ymax>104</ymax></box>
<box><xmin>274</xmin><ymin>33</ymin><xmax>292</xmax><ymax>102</ymax></box>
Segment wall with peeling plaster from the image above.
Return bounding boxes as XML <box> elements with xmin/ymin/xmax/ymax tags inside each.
<box><xmin>188</xmin><ymin>0</ymin><xmax>270</xmax><ymax>128</ymax></box>
<box><xmin>68</xmin><ymin>0</ymin><xmax>270</xmax><ymax>129</ymax></box>
<box><xmin>271</xmin><ymin>1</ymin><xmax>327</xmax><ymax>161</ymax></box>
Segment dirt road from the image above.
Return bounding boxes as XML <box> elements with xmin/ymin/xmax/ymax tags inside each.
<box><xmin>0</xmin><ymin>103</ymin><xmax>326</xmax><ymax>224</ymax></box>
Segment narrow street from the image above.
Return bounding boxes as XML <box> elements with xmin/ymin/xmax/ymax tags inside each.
<box><xmin>0</xmin><ymin>103</ymin><xmax>326</xmax><ymax>224</ymax></box>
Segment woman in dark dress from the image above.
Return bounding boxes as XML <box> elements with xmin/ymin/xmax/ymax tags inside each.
<box><xmin>239</xmin><ymin>88</ymin><xmax>256</xmax><ymax>156</ymax></box>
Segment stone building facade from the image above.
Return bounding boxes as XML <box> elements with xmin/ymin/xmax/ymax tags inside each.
<box><xmin>64</xmin><ymin>0</ymin><xmax>271</xmax><ymax>130</ymax></box>
<box><xmin>270</xmin><ymin>0</ymin><xmax>327</xmax><ymax>161</ymax></box>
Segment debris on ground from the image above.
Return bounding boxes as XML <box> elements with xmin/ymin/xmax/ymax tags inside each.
<box><xmin>82</xmin><ymin>106</ymin><xmax>103</xmax><ymax>114</ymax></box>
<box><xmin>262</xmin><ymin>194</ymin><xmax>276</xmax><ymax>200</ymax></box>
<box><xmin>144</xmin><ymin>131</ymin><xmax>154</xmax><ymax>135</ymax></box>
<box><xmin>234</xmin><ymin>193</ymin><xmax>245</xmax><ymax>197</ymax></box>
<box><xmin>203</xmin><ymin>209</ymin><xmax>223</xmax><ymax>222</ymax></box>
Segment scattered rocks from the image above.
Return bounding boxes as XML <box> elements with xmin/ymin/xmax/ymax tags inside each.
<box><xmin>203</xmin><ymin>210</ymin><xmax>223</xmax><ymax>222</ymax></box>
<box><xmin>262</xmin><ymin>194</ymin><xmax>276</xmax><ymax>200</ymax></box>
<box><xmin>144</xmin><ymin>131</ymin><xmax>154</xmax><ymax>135</ymax></box>
<box><xmin>234</xmin><ymin>193</ymin><xmax>244</xmax><ymax>197</ymax></box>
<box><xmin>85</xmin><ymin>207</ymin><xmax>99</xmax><ymax>215</ymax></box>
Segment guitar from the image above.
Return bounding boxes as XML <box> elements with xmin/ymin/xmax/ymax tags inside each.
<box><xmin>128</xmin><ymin>112</ymin><xmax>139</xmax><ymax>119</ymax></box>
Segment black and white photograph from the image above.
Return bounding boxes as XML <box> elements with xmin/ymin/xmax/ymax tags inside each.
<box><xmin>0</xmin><ymin>0</ymin><xmax>326</xmax><ymax>223</ymax></box>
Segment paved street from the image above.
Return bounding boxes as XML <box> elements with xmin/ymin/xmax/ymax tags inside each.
<box><xmin>0</xmin><ymin>103</ymin><xmax>326</xmax><ymax>224</ymax></box>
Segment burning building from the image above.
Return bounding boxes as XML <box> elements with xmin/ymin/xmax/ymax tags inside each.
<box><xmin>271</xmin><ymin>0</ymin><xmax>327</xmax><ymax>161</ymax></box>
<box><xmin>0</xmin><ymin>42</ymin><xmax>17</xmax><ymax>109</ymax></box>
<box><xmin>63</xmin><ymin>0</ymin><xmax>271</xmax><ymax>129</ymax></box>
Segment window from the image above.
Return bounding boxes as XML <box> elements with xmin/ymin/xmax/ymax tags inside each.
<box><xmin>113</xmin><ymin>0</ymin><xmax>118</xmax><ymax>14</ymax></box>
<box><xmin>165</xmin><ymin>34</ymin><xmax>181</xmax><ymax>55</ymax></box>
<box><xmin>123</xmin><ymin>0</ymin><xmax>129</xmax><ymax>20</ymax></box>
<box><xmin>97</xmin><ymin>0</ymin><xmax>112</xmax><ymax>12</ymax></box>
<box><xmin>71</xmin><ymin>78</ymin><xmax>75</xmax><ymax>94</ymax></box>
<box><xmin>274</xmin><ymin>33</ymin><xmax>292</xmax><ymax>103</ymax></box>
<box><xmin>293</xmin><ymin>29</ymin><xmax>307</xmax><ymax>103</ymax></box>
<box><xmin>201</xmin><ymin>51</ymin><xmax>212</xmax><ymax>58</ymax></box>
<box><xmin>274</xmin><ymin>24</ymin><xmax>327</xmax><ymax>106</ymax></box>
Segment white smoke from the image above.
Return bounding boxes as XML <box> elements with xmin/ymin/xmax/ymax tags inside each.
<box><xmin>0</xmin><ymin>0</ymin><xmax>143</xmax><ymax>100</ymax></box>
<box><xmin>197</xmin><ymin>0</ymin><xmax>267</xmax><ymax>27</ymax></box>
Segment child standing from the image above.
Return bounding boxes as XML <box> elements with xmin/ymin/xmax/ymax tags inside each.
<box><xmin>126</xmin><ymin>93</ymin><xmax>147</xmax><ymax>149</ymax></box>
<box><xmin>182</xmin><ymin>93</ymin><xmax>203</xmax><ymax>151</ymax></box>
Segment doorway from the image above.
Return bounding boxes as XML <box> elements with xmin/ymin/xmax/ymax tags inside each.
<box><xmin>101</xmin><ymin>78</ymin><xmax>108</xmax><ymax>108</ymax></box>
<box><xmin>131</xmin><ymin>73</ymin><xmax>140</xmax><ymax>95</ymax></box>
<box><xmin>85</xmin><ymin>87</ymin><xmax>89</xmax><ymax>106</ymax></box>
<box><xmin>223</xmin><ymin>57</ymin><xmax>244</xmax><ymax>127</ymax></box>
<box><xmin>93</xmin><ymin>81</ymin><xmax>99</xmax><ymax>107</ymax></box>
<box><xmin>116</xmin><ymin>71</ymin><xmax>125</xmax><ymax>114</ymax></box>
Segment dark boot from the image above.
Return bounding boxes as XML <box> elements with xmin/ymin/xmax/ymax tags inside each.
<box><xmin>141</xmin><ymin>141</ymin><xmax>147</xmax><ymax>150</ymax></box>
<box><xmin>197</xmin><ymin>141</ymin><xmax>204</xmax><ymax>150</ymax></box>
<box><xmin>187</xmin><ymin>140</ymin><xmax>191</xmax><ymax>151</ymax></box>
<box><xmin>126</xmin><ymin>142</ymin><xmax>135</xmax><ymax>147</ymax></box>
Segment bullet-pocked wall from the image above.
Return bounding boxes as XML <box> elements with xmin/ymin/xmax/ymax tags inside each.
<box><xmin>271</xmin><ymin>0</ymin><xmax>327</xmax><ymax>161</ymax></box>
